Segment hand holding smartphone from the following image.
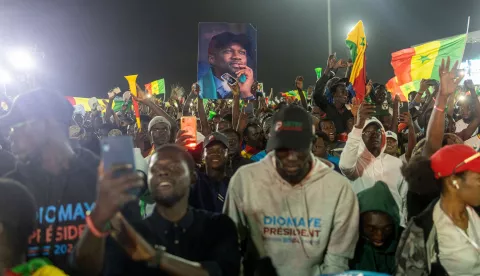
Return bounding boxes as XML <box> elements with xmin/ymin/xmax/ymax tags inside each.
<box><xmin>180</xmin><ymin>116</ymin><xmax>197</xmax><ymax>149</ymax></box>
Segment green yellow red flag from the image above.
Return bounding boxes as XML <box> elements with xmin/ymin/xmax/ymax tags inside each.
<box><xmin>346</xmin><ymin>20</ymin><xmax>367</xmax><ymax>101</ymax></box>
<box><xmin>391</xmin><ymin>34</ymin><xmax>466</xmax><ymax>85</ymax></box>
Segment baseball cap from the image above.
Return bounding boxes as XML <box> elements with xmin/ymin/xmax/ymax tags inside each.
<box><xmin>385</xmin><ymin>131</ymin><xmax>398</xmax><ymax>141</ymax></box>
<box><xmin>148</xmin><ymin>116</ymin><xmax>171</xmax><ymax>132</ymax></box>
<box><xmin>266</xmin><ymin>105</ymin><xmax>314</xmax><ymax>152</ymax></box>
<box><xmin>208</xmin><ymin>32</ymin><xmax>252</xmax><ymax>57</ymax></box>
<box><xmin>0</xmin><ymin>89</ymin><xmax>74</xmax><ymax>129</ymax></box>
<box><xmin>431</xmin><ymin>144</ymin><xmax>480</xmax><ymax>179</ymax></box>
<box><xmin>204</xmin><ymin>132</ymin><xmax>228</xmax><ymax>149</ymax></box>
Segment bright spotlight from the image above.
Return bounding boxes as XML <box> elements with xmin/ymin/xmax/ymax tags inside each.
<box><xmin>459</xmin><ymin>95</ymin><xmax>466</xmax><ymax>101</ymax></box>
<box><xmin>6</xmin><ymin>49</ymin><xmax>35</xmax><ymax>70</ymax></box>
<box><xmin>0</xmin><ymin>69</ymin><xmax>12</xmax><ymax>84</ymax></box>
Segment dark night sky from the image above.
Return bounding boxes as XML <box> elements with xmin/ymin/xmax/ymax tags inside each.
<box><xmin>1</xmin><ymin>0</ymin><xmax>479</xmax><ymax>98</ymax></box>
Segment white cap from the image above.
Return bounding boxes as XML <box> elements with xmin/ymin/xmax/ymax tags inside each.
<box><xmin>386</xmin><ymin>130</ymin><xmax>398</xmax><ymax>141</ymax></box>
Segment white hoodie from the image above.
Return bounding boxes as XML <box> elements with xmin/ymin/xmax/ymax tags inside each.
<box><xmin>339</xmin><ymin>117</ymin><xmax>407</xmax><ymax>226</ymax></box>
<box><xmin>223</xmin><ymin>152</ymin><xmax>359</xmax><ymax>276</ymax></box>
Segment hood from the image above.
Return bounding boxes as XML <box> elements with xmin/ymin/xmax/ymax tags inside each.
<box><xmin>360</xmin><ymin>117</ymin><xmax>387</xmax><ymax>156</ymax></box>
<box><xmin>357</xmin><ymin>181</ymin><xmax>400</xmax><ymax>254</ymax></box>
<box><xmin>357</xmin><ymin>181</ymin><xmax>400</xmax><ymax>226</ymax></box>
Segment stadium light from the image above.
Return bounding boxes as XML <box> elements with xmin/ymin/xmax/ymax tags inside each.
<box><xmin>0</xmin><ymin>69</ymin><xmax>12</xmax><ymax>84</ymax></box>
<box><xmin>6</xmin><ymin>48</ymin><xmax>36</xmax><ymax>70</ymax></box>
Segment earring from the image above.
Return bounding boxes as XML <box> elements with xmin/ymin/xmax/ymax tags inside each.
<box><xmin>453</xmin><ymin>180</ymin><xmax>460</xmax><ymax>190</ymax></box>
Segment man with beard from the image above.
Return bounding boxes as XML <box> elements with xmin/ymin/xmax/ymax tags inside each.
<box><xmin>190</xmin><ymin>132</ymin><xmax>230</xmax><ymax>213</ymax></box>
<box><xmin>0</xmin><ymin>89</ymin><xmax>100</xmax><ymax>273</ymax></box>
<box><xmin>224</xmin><ymin>105</ymin><xmax>359</xmax><ymax>275</ymax></box>
<box><xmin>340</xmin><ymin>102</ymin><xmax>407</xmax><ymax>226</ymax></box>
<box><xmin>74</xmin><ymin>144</ymin><xmax>240</xmax><ymax>275</ymax></box>
<box><xmin>145</xmin><ymin>116</ymin><xmax>172</xmax><ymax>164</ymax></box>
<box><xmin>241</xmin><ymin>123</ymin><xmax>265</xmax><ymax>160</ymax></box>
<box><xmin>199</xmin><ymin>32</ymin><xmax>255</xmax><ymax>100</ymax></box>
<box><xmin>220</xmin><ymin>128</ymin><xmax>253</xmax><ymax>177</ymax></box>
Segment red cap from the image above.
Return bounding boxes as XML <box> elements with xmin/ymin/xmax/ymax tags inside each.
<box><xmin>431</xmin><ymin>144</ymin><xmax>480</xmax><ymax>179</ymax></box>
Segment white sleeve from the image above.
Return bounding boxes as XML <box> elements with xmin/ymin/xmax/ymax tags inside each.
<box><xmin>339</xmin><ymin>127</ymin><xmax>363</xmax><ymax>180</ymax></box>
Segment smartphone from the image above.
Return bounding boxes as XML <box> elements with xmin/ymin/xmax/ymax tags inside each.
<box><xmin>101</xmin><ymin>136</ymin><xmax>139</xmax><ymax>195</ymax></box>
<box><xmin>399</xmin><ymin>101</ymin><xmax>409</xmax><ymax>114</ymax></box>
<box><xmin>221</xmin><ymin>73</ymin><xmax>237</xmax><ymax>86</ymax></box>
<box><xmin>245</xmin><ymin>103</ymin><xmax>254</xmax><ymax>114</ymax></box>
<box><xmin>180</xmin><ymin>116</ymin><xmax>197</xmax><ymax>149</ymax></box>
<box><xmin>425</xmin><ymin>79</ymin><xmax>439</xmax><ymax>87</ymax></box>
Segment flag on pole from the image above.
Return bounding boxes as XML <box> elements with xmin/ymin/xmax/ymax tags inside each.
<box><xmin>346</xmin><ymin>20</ymin><xmax>367</xmax><ymax>101</ymax></box>
<box><xmin>391</xmin><ymin>34</ymin><xmax>467</xmax><ymax>85</ymax></box>
<box><xmin>147</xmin><ymin>79</ymin><xmax>166</xmax><ymax>96</ymax></box>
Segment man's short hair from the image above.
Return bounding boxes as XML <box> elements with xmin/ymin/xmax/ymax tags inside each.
<box><xmin>0</xmin><ymin>178</ymin><xmax>36</xmax><ymax>255</ymax></box>
<box><xmin>153</xmin><ymin>144</ymin><xmax>196</xmax><ymax>173</ymax></box>
<box><xmin>220</xmin><ymin>128</ymin><xmax>241</xmax><ymax>141</ymax></box>
<box><xmin>314</xmin><ymin>131</ymin><xmax>330</xmax><ymax>144</ymax></box>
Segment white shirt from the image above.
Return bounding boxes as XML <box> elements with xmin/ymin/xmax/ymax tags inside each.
<box><xmin>465</xmin><ymin>135</ymin><xmax>480</xmax><ymax>152</ymax></box>
<box><xmin>433</xmin><ymin>201</ymin><xmax>480</xmax><ymax>275</ymax></box>
<box><xmin>456</xmin><ymin>119</ymin><xmax>478</xmax><ymax>137</ymax></box>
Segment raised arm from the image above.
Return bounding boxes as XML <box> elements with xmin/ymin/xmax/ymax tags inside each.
<box><xmin>423</xmin><ymin>57</ymin><xmax>463</xmax><ymax>157</ymax></box>
<box><xmin>194</xmin><ymin>83</ymin><xmax>211</xmax><ymax>137</ymax></box>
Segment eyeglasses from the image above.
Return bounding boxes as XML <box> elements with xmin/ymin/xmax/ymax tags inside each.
<box><xmin>362</xmin><ymin>129</ymin><xmax>382</xmax><ymax>137</ymax></box>
<box><xmin>452</xmin><ymin>152</ymin><xmax>480</xmax><ymax>175</ymax></box>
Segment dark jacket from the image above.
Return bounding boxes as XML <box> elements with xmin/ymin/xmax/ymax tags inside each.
<box><xmin>351</xmin><ymin>181</ymin><xmax>401</xmax><ymax>274</ymax></box>
<box><xmin>312</xmin><ymin>73</ymin><xmax>353</xmax><ymax>133</ymax></box>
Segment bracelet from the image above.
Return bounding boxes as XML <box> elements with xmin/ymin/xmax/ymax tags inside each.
<box><xmin>434</xmin><ymin>105</ymin><xmax>445</xmax><ymax>112</ymax></box>
<box><xmin>86</xmin><ymin>212</ymin><xmax>109</xmax><ymax>238</ymax></box>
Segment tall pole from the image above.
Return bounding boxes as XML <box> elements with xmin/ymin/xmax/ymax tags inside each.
<box><xmin>327</xmin><ymin>0</ymin><xmax>332</xmax><ymax>54</ymax></box>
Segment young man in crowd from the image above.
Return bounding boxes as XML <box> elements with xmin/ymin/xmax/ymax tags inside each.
<box><xmin>312</xmin><ymin>55</ymin><xmax>352</xmax><ymax>134</ymax></box>
<box><xmin>145</xmin><ymin>116</ymin><xmax>172</xmax><ymax>163</ymax></box>
<box><xmin>312</xmin><ymin>131</ymin><xmax>340</xmax><ymax>172</ymax></box>
<box><xmin>241</xmin><ymin>123</ymin><xmax>266</xmax><ymax>160</ymax></box>
<box><xmin>340</xmin><ymin>102</ymin><xmax>407</xmax><ymax>226</ymax></box>
<box><xmin>224</xmin><ymin>105</ymin><xmax>359</xmax><ymax>275</ymax></box>
<box><xmin>189</xmin><ymin>132</ymin><xmax>230</xmax><ymax>213</ymax></box>
<box><xmin>74</xmin><ymin>144</ymin><xmax>240</xmax><ymax>275</ymax></box>
<box><xmin>350</xmin><ymin>181</ymin><xmax>401</xmax><ymax>275</ymax></box>
<box><xmin>220</xmin><ymin>128</ymin><xmax>253</xmax><ymax>176</ymax></box>
<box><xmin>0</xmin><ymin>89</ymin><xmax>100</xmax><ymax>273</ymax></box>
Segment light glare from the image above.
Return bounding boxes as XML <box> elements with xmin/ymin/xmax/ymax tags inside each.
<box><xmin>0</xmin><ymin>69</ymin><xmax>12</xmax><ymax>84</ymax></box>
<box><xmin>6</xmin><ymin>49</ymin><xmax>35</xmax><ymax>70</ymax></box>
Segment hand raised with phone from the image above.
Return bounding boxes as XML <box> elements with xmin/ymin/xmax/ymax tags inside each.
<box><xmin>91</xmin><ymin>163</ymin><xmax>144</xmax><ymax>230</ymax></box>
<box><xmin>355</xmin><ymin>102</ymin><xmax>375</xmax><ymax>129</ymax></box>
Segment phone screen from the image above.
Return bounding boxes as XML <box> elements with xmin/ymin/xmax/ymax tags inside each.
<box><xmin>399</xmin><ymin>101</ymin><xmax>409</xmax><ymax>114</ymax></box>
<box><xmin>245</xmin><ymin>103</ymin><xmax>254</xmax><ymax>114</ymax></box>
<box><xmin>181</xmin><ymin>116</ymin><xmax>197</xmax><ymax>149</ymax></box>
<box><xmin>101</xmin><ymin>136</ymin><xmax>139</xmax><ymax>195</ymax></box>
<box><xmin>221</xmin><ymin>73</ymin><xmax>237</xmax><ymax>86</ymax></box>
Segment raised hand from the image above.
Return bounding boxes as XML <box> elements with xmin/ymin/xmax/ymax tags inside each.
<box><xmin>365</xmin><ymin>80</ymin><xmax>373</xmax><ymax>97</ymax></box>
<box><xmin>295</xmin><ymin>76</ymin><xmax>304</xmax><ymax>90</ymax></box>
<box><xmin>235</xmin><ymin>65</ymin><xmax>255</xmax><ymax>98</ymax></box>
<box><xmin>355</xmin><ymin>102</ymin><xmax>375</xmax><ymax>129</ymax></box>
<box><xmin>439</xmin><ymin>57</ymin><xmax>463</xmax><ymax>97</ymax></box>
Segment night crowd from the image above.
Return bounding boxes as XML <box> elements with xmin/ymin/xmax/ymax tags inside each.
<box><xmin>0</xmin><ymin>53</ymin><xmax>479</xmax><ymax>276</ymax></box>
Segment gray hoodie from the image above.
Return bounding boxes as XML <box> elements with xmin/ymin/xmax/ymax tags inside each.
<box><xmin>223</xmin><ymin>152</ymin><xmax>359</xmax><ymax>276</ymax></box>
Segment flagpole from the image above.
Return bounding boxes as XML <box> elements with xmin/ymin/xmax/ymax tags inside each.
<box><xmin>459</xmin><ymin>16</ymin><xmax>470</xmax><ymax>67</ymax></box>
<box><xmin>327</xmin><ymin>0</ymin><xmax>332</xmax><ymax>54</ymax></box>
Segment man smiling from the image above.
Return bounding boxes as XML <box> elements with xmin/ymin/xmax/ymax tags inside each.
<box><xmin>199</xmin><ymin>32</ymin><xmax>255</xmax><ymax>99</ymax></box>
<box><xmin>224</xmin><ymin>105</ymin><xmax>359</xmax><ymax>275</ymax></box>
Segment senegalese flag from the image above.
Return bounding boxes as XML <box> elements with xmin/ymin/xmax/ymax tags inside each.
<box><xmin>385</xmin><ymin>77</ymin><xmax>420</xmax><ymax>102</ymax></box>
<box><xmin>281</xmin><ymin>90</ymin><xmax>306</xmax><ymax>101</ymax></box>
<box><xmin>346</xmin><ymin>20</ymin><xmax>367</xmax><ymax>101</ymax></box>
<box><xmin>148</xmin><ymin>79</ymin><xmax>166</xmax><ymax>97</ymax></box>
<box><xmin>391</xmin><ymin>34</ymin><xmax>467</xmax><ymax>85</ymax></box>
